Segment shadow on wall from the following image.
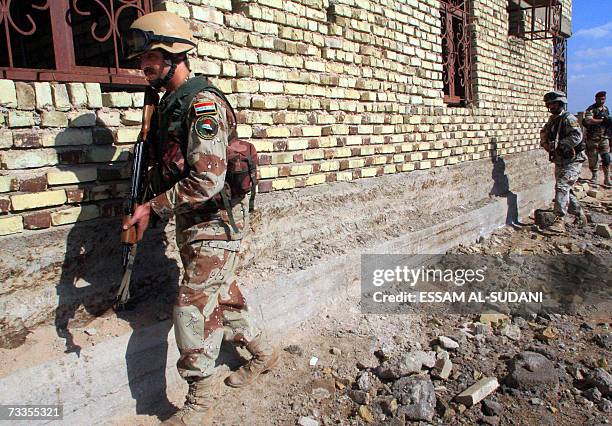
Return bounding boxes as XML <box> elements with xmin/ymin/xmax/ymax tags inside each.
<box><xmin>54</xmin><ymin>121</ymin><xmax>180</xmax><ymax>417</ymax></box>
<box><xmin>489</xmin><ymin>141</ymin><xmax>519</xmax><ymax>225</ymax></box>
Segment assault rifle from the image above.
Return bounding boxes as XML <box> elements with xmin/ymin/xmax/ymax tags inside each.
<box><xmin>116</xmin><ymin>87</ymin><xmax>159</xmax><ymax>308</ymax></box>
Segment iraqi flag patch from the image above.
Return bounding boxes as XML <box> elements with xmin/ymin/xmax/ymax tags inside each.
<box><xmin>193</xmin><ymin>101</ymin><xmax>217</xmax><ymax>116</ymax></box>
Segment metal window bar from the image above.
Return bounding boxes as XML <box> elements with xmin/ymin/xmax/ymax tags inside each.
<box><xmin>511</xmin><ymin>0</ymin><xmax>562</xmax><ymax>40</ymax></box>
<box><xmin>553</xmin><ymin>35</ymin><xmax>567</xmax><ymax>93</ymax></box>
<box><xmin>440</xmin><ymin>0</ymin><xmax>473</xmax><ymax>105</ymax></box>
<box><xmin>0</xmin><ymin>0</ymin><xmax>152</xmax><ymax>84</ymax></box>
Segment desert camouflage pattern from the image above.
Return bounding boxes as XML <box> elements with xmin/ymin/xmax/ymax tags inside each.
<box><xmin>146</xmin><ymin>80</ymin><xmax>260</xmax><ymax>379</ymax></box>
<box><xmin>584</xmin><ymin>104</ymin><xmax>611</xmax><ymax>171</ymax></box>
<box><xmin>540</xmin><ymin>111</ymin><xmax>585</xmax><ymax>166</ymax></box>
<box><xmin>553</xmin><ymin>161</ymin><xmax>583</xmax><ymax>217</ymax></box>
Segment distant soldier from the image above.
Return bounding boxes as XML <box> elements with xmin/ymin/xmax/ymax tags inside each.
<box><xmin>540</xmin><ymin>91</ymin><xmax>587</xmax><ymax>234</ymax></box>
<box><xmin>584</xmin><ymin>91</ymin><xmax>611</xmax><ymax>186</ymax></box>
<box><xmin>121</xmin><ymin>11</ymin><xmax>278</xmax><ymax>425</ymax></box>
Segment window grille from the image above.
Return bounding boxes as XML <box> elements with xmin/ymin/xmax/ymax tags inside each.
<box><xmin>0</xmin><ymin>0</ymin><xmax>153</xmax><ymax>84</ymax></box>
<box><xmin>440</xmin><ymin>0</ymin><xmax>472</xmax><ymax>106</ymax></box>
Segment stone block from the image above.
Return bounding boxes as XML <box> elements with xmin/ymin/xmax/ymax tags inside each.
<box><xmin>12</xmin><ymin>131</ymin><xmax>42</xmax><ymax>148</ymax></box>
<box><xmin>67</xmin><ymin>83</ymin><xmax>88</xmax><ymax>108</ymax></box>
<box><xmin>10</xmin><ymin>190</ymin><xmax>66</xmax><ymax>211</ymax></box>
<box><xmin>192</xmin><ymin>6</ymin><xmax>224</xmax><ymax>25</ymax></box>
<box><xmin>86</xmin><ymin>146</ymin><xmax>129</xmax><ymax>162</ymax></box>
<box><xmin>0</xmin><ymin>131</ymin><xmax>12</xmax><ymax>148</ymax></box>
<box><xmin>455</xmin><ymin>377</ymin><xmax>499</xmax><ymax>407</ymax></box>
<box><xmin>85</xmin><ymin>83</ymin><xmax>103</xmax><ymax>108</ymax></box>
<box><xmin>596</xmin><ymin>224</ymin><xmax>611</xmax><ymax>238</ymax></box>
<box><xmin>0</xmin><ymin>80</ymin><xmax>17</xmax><ymax>107</ymax></box>
<box><xmin>0</xmin><ymin>216</ymin><xmax>23</xmax><ymax>236</ymax></box>
<box><xmin>68</xmin><ymin>112</ymin><xmax>97</xmax><ymax>127</ymax></box>
<box><xmin>102</xmin><ymin>92</ymin><xmax>132</xmax><ymax>108</ymax></box>
<box><xmin>132</xmin><ymin>92</ymin><xmax>144</xmax><ymax>108</ymax></box>
<box><xmin>15</xmin><ymin>82</ymin><xmax>35</xmax><ymax>110</ymax></box>
<box><xmin>0</xmin><ymin>176</ymin><xmax>12</xmax><ymax>193</ymax></box>
<box><xmin>1</xmin><ymin>149</ymin><xmax>57</xmax><ymax>169</ymax></box>
<box><xmin>43</xmin><ymin>129</ymin><xmax>93</xmax><ymax>147</ymax></box>
<box><xmin>51</xmin><ymin>84</ymin><xmax>72</xmax><ymax>111</ymax></box>
<box><xmin>51</xmin><ymin>205</ymin><xmax>99</xmax><ymax>226</ymax></box>
<box><xmin>120</xmin><ymin>111</ymin><xmax>141</xmax><ymax>126</ymax></box>
<box><xmin>47</xmin><ymin>167</ymin><xmax>97</xmax><ymax>185</ymax></box>
<box><xmin>116</xmin><ymin>127</ymin><xmax>140</xmax><ymax>144</ymax></box>
<box><xmin>41</xmin><ymin>111</ymin><xmax>68</xmax><ymax>127</ymax></box>
<box><xmin>8</xmin><ymin>111</ymin><xmax>35</xmax><ymax>128</ymax></box>
<box><xmin>23</xmin><ymin>212</ymin><xmax>52</xmax><ymax>229</ymax></box>
<box><xmin>97</xmin><ymin>110</ymin><xmax>121</xmax><ymax>127</ymax></box>
<box><xmin>33</xmin><ymin>82</ymin><xmax>53</xmax><ymax>110</ymax></box>
<box><xmin>16</xmin><ymin>175</ymin><xmax>47</xmax><ymax>192</ymax></box>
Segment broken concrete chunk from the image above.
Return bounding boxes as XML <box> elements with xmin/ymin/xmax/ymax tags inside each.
<box><xmin>596</xmin><ymin>224</ymin><xmax>612</xmax><ymax>238</ymax></box>
<box><xmin>479</xmin><ymin>313</ymin><xmax>508</xmax><ymax>327</ymax></box>
<box><xmin>455</xmin><ymin>377</ymin><xmax>499</xmax><ymax>407</ymax></box>
<box><xmin>438</xmin><ymin>336</ymin><xmax>459</xmax><ymax>350</ymax></box>
<box><xmin>392</xmin><ymin>375</ymin><xmax>436</xmax><ymax>421</ymax></box>
<box><xmin>432</xmin><ymin>357</ymin><xmax>453</xmax><ymax>380</ymax></box>
<box><xmin>297</xmin><ymin>416</ymin><xmax>319</xmax><ymax>426</ymax></box>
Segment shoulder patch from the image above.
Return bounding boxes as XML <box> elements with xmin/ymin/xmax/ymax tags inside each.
<box><xmin>195</xmin><ymin>116</ymin><xmax>219</xmax><ymax>139</ymax></box>
<box><xmin>193</xmin><ymin>100</ymin><xmax>217</xmax><ymax>116</ymax></box>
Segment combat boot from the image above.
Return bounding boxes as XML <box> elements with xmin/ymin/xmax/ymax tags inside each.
<box><xmin>591</xmin><ymin>169</ymin><xmax>599</xmax><ymax>184</ymax></box>
<box><xmin>604</xmin><ymin>167</ymin><xmax>612</xmax><ymax>187</ymax></box>
<box><xmin>162</xmin><ymin>374</ymin><xmax>219</xmax><ymax>426</ymax></box>
<box><xmin>575</xmin><ymin>211</ymin><xmax>588</xmax><ymax>227</ymax></box>
<box><xmin>225</xmin><ymin>336</ymin><xmax>280</xmax><ymax>388</ymax></box>
<box><xmin>546</xmin><ymin>216</ymin><xmax>566</xmax><ymax>235</ymax></box>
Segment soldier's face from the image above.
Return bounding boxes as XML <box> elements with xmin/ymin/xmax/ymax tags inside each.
<box><xmin>596</xmin><ymin>96</ymin><xmax>606</xmax><ymax>107</ymax></box>
<box><xmin>138</xmin><ymin>50</ymin><xmax>169</xmax><ymax>84</ymax></box>
<box><xmin>546</xmin><ymin>102</ymin><xmax>562</xmax><ymax>115</ymax></box>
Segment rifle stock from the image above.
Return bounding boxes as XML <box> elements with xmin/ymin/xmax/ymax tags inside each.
<box><xmin>116</xmin><ymin>87</ymin><xmax>159</xmax><ymax>308</ymax></box>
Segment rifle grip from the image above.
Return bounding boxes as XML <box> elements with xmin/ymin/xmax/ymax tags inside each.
<box><xmin>121</xmin><ymin>215</ymin><xmax>138</xmax><ymax>245</ymax></box>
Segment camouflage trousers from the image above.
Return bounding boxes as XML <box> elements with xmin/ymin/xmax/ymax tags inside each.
<box><xmin>174</xmin><ymin>239</ymin><xmax>260</xmax><ymax>380</ymax></box>
<box><xmin>553</xmin><ymin>161</ymin><xmax>583</xmax><ymax>217</ymax></box>
<box><xmin>586</xmin><ymin>138</ymin><xmax>611</xmax><ymax>171</ymax></box>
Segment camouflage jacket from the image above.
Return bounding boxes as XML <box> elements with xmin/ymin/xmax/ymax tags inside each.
<box><xmin>146</xmin><ymin>77</ymin><xmax>247</xmax><ymax>245</ymax></box>
<box><xmin>584</xmin><ymin>103</ymin><xmax>610</xmax><ymax>141</ymax></box>
<box><xmin>540</xmin><ymin>110</ymin><xmax>585</xmax><ymax>165</ymax></box>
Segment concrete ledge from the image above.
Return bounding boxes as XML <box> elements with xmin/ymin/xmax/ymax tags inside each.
<box><xmin>0</xmin><ymin>179</ymin><xmax>553</xmax><ymax>425</ymax></box>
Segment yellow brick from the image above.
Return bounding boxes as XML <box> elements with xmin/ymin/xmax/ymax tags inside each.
<box><xmin>116</xmin><ymin>127</ymin><xmax>140</xmax><ymax>144</ymax></box>
<box><xmin>384</xmin><ymin>165</ymin><xmax>396</xmax><ymax>174</ymax></box>
<box><xmin>305</xmin><ymin>174</ymin><xmax>326</xmax><ymax>186</ymax></box>
<box><xmin>0</xmin><ymin>216</ymin><xmax>23</xmax><ymax>236</ymax></box>
<box><xmin>361</xmin><ymin>167</ymin><xmax>377</xmax><ymax>177</ymax></box>
<box><xmin>336</xmin><ymin>171</ymin><xmax>353</xmax><ymax>181</ymax></box>
<box><xmin>434</xmin><ymin>159</ymin><xmax>446</xmax><ymax>167</ymax></box>
<box><xmin>320</xmin><ymin>161</ymin><xmax>339</xmax><ymax>171</ymax></box>
<box><xmin>0</xmin><ymin>176</ymin><xmax>11</xmax><ymax>193</ymax></box>
<box><xmin>319</xmin><ymin>137</ymin><xmax>336</xmax><ymax>147</ymax></box>
<box><xmin>372</xmin><ymin>156</ymin><xmax>387</xmax><ymax>165</ymax></box>
<box><xmin>346</xmin><ymin>135</ymin><xmax>362</xmax><ymax>145</ymax></box>
<box><xmin>301</xmin><ymin>127</ymin><xmax>321</xmax><ymax>137</ymax></box>
<box><xmin>272</xmin><ymin>153</ymin><xmax>293</xmax><ymax>164</ymax></box>
<box><xmin>290</xmin><ymin>165</ymin><xmax>311</xmax><ymax>175</ymax></box>
<box><xmin>272</xmin><ymin>178</ymin><xmax>296</xmax><ymax>190</ymax></box>
<box><xmin>234</xmin><ymin>80</ymin><xmax>259</xmax><ymax>93</ymax></box>
<box><xmin>400</xmin><ymin>163</ymin><xmax>416</xmax><ymax>172</ymax></box>
<box><xmin>51</xmin><ymin>205</ymin><xmax>99</xmax><ymax>226</ymax></box>
<box><xmin>286</xmin><ymin>139</ymin><xmax>308</xmax><ymax>150</ymax></box>
<box><xmin>285</xmin><ymin>83</ymin><xmax>306</xmax><ymax>95</ymax></box>
<box><xmin>409</xmin><ymin>152</ymin><xmax>423</xmax><ymax>161</ymax></box>
<box><xmin>393</xmin><ymin>154</ymin><xmax>404</xmax><ymax>163</ymax></box>
<box><xmin>259</xmin><ymin>166</ymin><xmax>278</xmax><ymax>179</ymax></box>
<box><xmin>334</xmin><ymin>147</ymin><xmax>351</xmax><ymax>158</ymax></box>
<box><xmin>11</xmin><ymin>190</ymin><xmax>66</xmax><ymax>211</ymax></box>
<box><xmin>419</xmin><ymin>161</ymin><xmax>432</xmax><ymax>169</ymax></box>
<box><xmin>348</xmin><ymin>159</ymin><xmax>365</xmax><ymax>168</ymax></box>
<box><xmin>47</xmin><ymin>168</ymin><xmax>97</xmax><ymax>185</ymax></box>
<box><xmin>252</xmin><ymin>140</ymin><xmax>273</xmax><ymax>152</ymax></box>
<box><xmin>237</xmin><ymin>124</ymin><xmax>252</xmax><ymax>138</ymax></box>
<box><xmin>304</xmin><ymin>149</ymin><xmax>324</xmax><ymax>160</ymax></box>
<box><xmin>267</xmin><ymin>127</ymin><xmax>290</xmax><ymax>138</ymax></box>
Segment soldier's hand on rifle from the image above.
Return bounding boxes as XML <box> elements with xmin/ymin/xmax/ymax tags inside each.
<box><xmin>123</xmin><ymin>202</ymin><xmax>152</xmax><ymax>242</ymax></box>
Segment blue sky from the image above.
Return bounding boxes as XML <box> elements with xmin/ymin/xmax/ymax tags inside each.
<box><xmin>568</xmin><ymin>0</ymin><xmax>612</xmax><ymax>113</ymax></box>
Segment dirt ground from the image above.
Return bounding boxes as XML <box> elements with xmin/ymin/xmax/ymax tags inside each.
<box><xmin>109</xmin><ymin>180</ymin><xmax>612</xmax><ymax>426</ymax></box>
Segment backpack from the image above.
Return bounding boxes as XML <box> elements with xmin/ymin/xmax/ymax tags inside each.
<box><xmin>159</xmin><ymin>76</ymin><xmax>257</xmax><ymax>233</ymax></box>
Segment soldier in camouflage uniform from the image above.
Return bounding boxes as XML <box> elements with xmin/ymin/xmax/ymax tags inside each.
<box><xmin>122</xmin><ymin>12</ymin><xmax>278</xmax><ymax>425</ymax></box>
<box><xmin>540</xmin><ymin>91</ymin><xmax>586</xmax><ymax>234</ymax></box>
<box><xmin>583</xmin><ymin>91</ymin><xmax>611</xmax><ymax>186</ymax></box>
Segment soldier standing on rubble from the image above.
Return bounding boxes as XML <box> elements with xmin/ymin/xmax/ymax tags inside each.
<box><xmin>540</xmin><ymin>91</ymin><xmax>587</xmax><ymax>234</ymax></box>
<box><xmin>121</xmin><ymin>11</ymin><xmax>278</xmax><ymax>425</ymax></box>
<box><xmin>583</xmin><ymin>91</ymin><xmax>611</xmax><ymax>186</ymax></box>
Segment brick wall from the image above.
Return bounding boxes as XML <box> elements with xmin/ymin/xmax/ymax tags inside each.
<box><xmin>0</xmin><ymin>0</ymin><xmax>567</xmax><ymax>236</ymax></box>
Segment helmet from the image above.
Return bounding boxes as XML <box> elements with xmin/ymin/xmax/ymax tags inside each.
<box><xmin>543</xmin><ymin>91</ymin><xmax>567</xmax><ymax>105</ymax></box>
<box><xmin>122</xmin><ymin>11</ymin><xmax>195</xmax><ymax>59</ymax></box>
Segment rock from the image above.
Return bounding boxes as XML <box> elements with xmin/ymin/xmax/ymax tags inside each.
<box><xmin>455</xmin><ymin>377</ymin><xmax>499</xmax><ymax>407</ymax></box>
<box><xmin>297</xmin><ymin>416</ymin><xmax>319</xmax><ymax>426</ymax></box>
<box><xmin>438</xmin><ymin>336</ymin><xmax>459</xmax><ymax>350</ymax></box>
<box><xmin>536</xmin><ymin>326</ymin><xmax>559</xmax><ymax>342</ymax></box>
<box><xmin>358</xmin><ymin>405</ymin><xmax>374</xmax><ymax>423</ymax></box>
<box><xmin>499</xmin><ymin>324</ymin><xmax>521</xmax><ymax>341</ymax></box>
<box><xmin>284</xmin><ymin>345</ymin><xmax>303</xmax><ymax>356</ymax></box>
<box><xmin>505</xmin><ymin>351</ymin><xmax>559</xmax><ymax>392</ymax></box>
<box><xmin>534</xmin><ymin>209</ymin><xmax>557</xmax><ymax>228</ymax></box>
<box><xmin>599</xmin><ymin>398</ymin><xmax>612</xmax><ymax>413</ymax></box>
<box><xmin>309</xmin><ymin>378</ymin><xmax>335</xmax><ymax>399</ymax></box>
<box><xmin>481</xmin><ymin>415</ymin><xmax>500</xmax><ymax>426</ymax></box>
<box><xmin>380</xmin><ymin>397</ymin><xmax>398</xmax><ymax>415</ymax></box>
<box><xmin>587</xmin><ymin>189</ymin><xmax>601</xmax><ymax>199</ymax></box>
<box><xmin>587</xmin><ymin>368</ymin><xmax>612</xmax><ymax>397</ymax></box>
<box><xmin>330</xmin><ymin>347</ymin><xmax>342</xmax><ymax>356</ymax></box>
<box><xmin>84</xmin><ymin>328</ymin><xmax>97</xmax><ymax>336</ymax></box>
<box><xmin>392</xmin><ymin>375</ymin><xmax>436</xmax><ymax>422</ymax></box>
<box><xmin>472</xmin><ymin>322</ymin><xmax>493</xmax><ymax>335</ymax></box>
<box><xmin>432</xmin><ymin>357</ymin><xmax>453</xmax><ymax>380</ymax></box>
<box><xmin>482</xmin><ymin>399</ymin><xmax>503</xmax><ymax>416</ymax></box>
<box><xmin>348</xmin><ymin>390</ymin><xmax>371</xmax><ymax>405</ymax></box>
<box><xmin>0</xmin><ymin>317</ymin><xmax>30</xmax><ymax>349</ymax></box>
<box><xmin>584</xmin><ymin>387</ymin><xmax>603</xmax><ymax>403</ymax></box>
<box><xmin>596</xmin><ymin>224</ymin><xmax>612</xmax><ymax>238</ymax></box>
<box><xmin>479</xmin><ymin>313</ymin><xmax>508</xmax><ymax>327</ymax></box>
<box><xmin>357</xmin><ymin>372</ymin><xmax>373</xmax><ymax>391</ymax></box>
<box><xmin>377</xmin><ymin>352</ymin><xmax>427</xmax><ymax>379</ymax></box>
<box><xmin>593</xmin><ymin>333</ymin><xmax>612</xmax><ymax>350</ymax></box>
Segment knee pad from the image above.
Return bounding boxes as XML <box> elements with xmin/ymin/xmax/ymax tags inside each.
<box><xmin>602</xmin><ymin>152</ymin><xmax>611</xmax><ymax>166</ymax></box>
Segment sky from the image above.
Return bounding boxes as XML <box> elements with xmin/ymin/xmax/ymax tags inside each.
<box><xmin>567</xmin><ymin>0</ymin><xmax>612</xmax><ymax>113</ymax></box>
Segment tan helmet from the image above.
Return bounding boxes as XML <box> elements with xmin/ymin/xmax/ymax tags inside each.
<box><xmin>123</xmin><ymin>11</ymin><xmax>195</xmax><ymax>59</ymax></box>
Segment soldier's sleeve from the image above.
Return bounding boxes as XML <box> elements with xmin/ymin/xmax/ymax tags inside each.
<box><xmin>559</xmin><ymin>114</ymin><xmax>583</xmax><ymax>149</ymax></box>
<box><xmin>539</xmin><ymin>120</ymin><xmax>550</xmax><ymax>147</ymax></box>
<box><xmin>584</xmin><ymin>105</ymin><xmax>595</xmax><ymax>124</ymax></box>
<box><xmin>149</xmin><ymin>91</ymin><xmax>229</xmax><ymax>219</ymax></box>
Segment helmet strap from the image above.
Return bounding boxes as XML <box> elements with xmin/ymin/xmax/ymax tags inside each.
<box><xmin>148</xmin><ymin>53</ymin><xmax>181</xmax><ymax>89</ymax></box>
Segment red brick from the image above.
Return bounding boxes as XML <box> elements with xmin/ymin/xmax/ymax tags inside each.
<box><xmin>0</xmin><ymin>198</ymin><xmax>10</xmax><ymax>213</ymax></box>
<box><xmin>386</xmin><ymin>155</ymin><xmax>393</xmax><ymax>163</ymax></box>
<box><xmin>308</xmin><ymin>139</ymin><xmax>319</xmax><ymax>148</ymax></box>
<box><xmin>290</xmin><ymin>127</ymin><xmax>302</xmax><ymax>137</ymax></box>
<box><xmin>236</xmin><ymin>111</ymin><xmax>247</xmax><ymax>124</ymax></box>
<box><xmin>294</xmin><ymin>177</ymin><xmax>306</xmax><ymax>188</ymax></box>
<box><xmin>24</xmin><ymin>211</ymin><xmax>51</xmax><ymax>229</ymax></box>
<box><xmin>273</xmin><ymin>140</ymin><xmax>287</xmax><ymax>151</ymax></box>
<box><xmin>258</xmin><ymin>154</ymin><xmax>272</xmax><ymax>165</ymax></box>
<box><xmin>376</xmin><ymin>167</ymin><xmax>384</xmax><ymax>176</ymax></box>
<box><xmin>352</xmin><ymin>169</ymin><xmax>361</xmax><ymax>179</ymax></box>
<box><xmin>252</xmin><ymin>127</ymin><xmax>266</xmax><ymax>138</ymax></box>
<box><xmin>273</xmin><ymin>112</ymin><xmax>286</xmax><ymax>124</ymax></box>
<box><xmin>326</xmin><ymin>173</ymin><xmax>337</xmax><ymax>182</ymax></box>
<box><xmin>258</xmin><ymin>180</ymin><xmax>272</xmax><ymax>193</ymax></box>
<box><xmin>349</xmin><ymin>126</ymin><xmax>358</xmax><ymax>135</ymax></box>
<box><xmin>339</xmin><ymin>160</ymin><xmax>349</xmax><ymax>170</ymax></box>
<box><xmin>351</xmin><ymin>147</ymin><xmax>360</xmax><ymax>156</ymax></box>
<box><xmin>365</xmin><ymin>157</ymin><xmax>374</xmax><ymax>166</ymax></box>
<box><xmin>18</xmin><ymin>176</ymin><xmax>47</xmax><ymax>192</ymax></box>
<box><xmin>324</xmin><ymin>149</ymin><xmax>334</xmax><ymax>159</ymax></box>
<box><xmin>101</xmin><ymin>201</ymin><xmax>123</xmax><ymax>217</ymax></box>
<box><xmin>59</xmin><ymin>150</ymin><xmax>84</xmax><ymax>164</ymax></box>
<box><xmin>66</xmin><ymin>188</ymin><xmax>87</xmax><ymax>203</ymax></box>
<box><xmin>293</xmin><ymin>153</ymin><xmax>304</xmax><ymax>163</ymax></box>
<box><xmin>278</xmin><ymin>166</ymin><xmax>290</xmax><ymax>177</ymax></box>
<box><xmin>312</xmin><ymin>163</ymin><xmax>321</xmax><ymax>173</ymax></box>
<box><xmin>336</xmin><ymin>137</ymin><xmax>346</xmax><ymax>147</ymax></box>
<box><xmin>13</xmin><ymin>131</ymin><xmax>42</xmax><ymax>148</ymax></box>
<box><xmin>307</xmin><ymin>114</ymin><xmax>316</xmax><ymax>125</ymax></box>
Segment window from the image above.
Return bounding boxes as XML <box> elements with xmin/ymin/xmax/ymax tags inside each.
<box><xmin>0</xmin><ymin>0</ymin><xmax>153</xmax><ymax>84</ymax></box>
<box><xmin>440</xmin><ymin>0</ymin><xmax>472</xmax><ymax>106</ymax></box>
<box><xmin>553</xmin><ymin>36</ymin><xmax>567</xmax><ymax>93</ymax></box>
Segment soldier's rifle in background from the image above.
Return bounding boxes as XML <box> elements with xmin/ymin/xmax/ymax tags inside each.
<box><xmin>115</xmin><ymin>86</ymin><xmax>159</xmax><ymax>309</ymax></box>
